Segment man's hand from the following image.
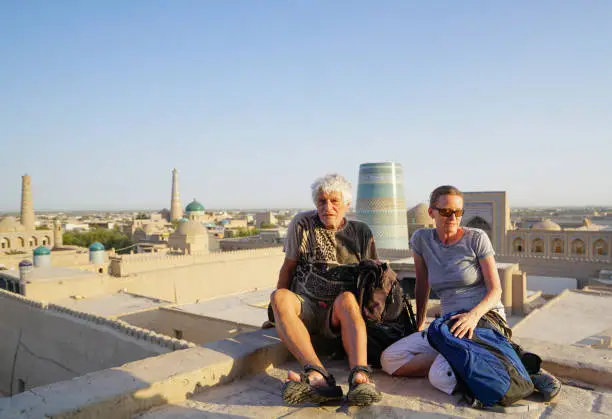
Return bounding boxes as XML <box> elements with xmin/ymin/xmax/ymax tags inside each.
<box><xmin>449</xmin><ymin>311</ymin><xmax>479</xmax><ymax>339</ymax></box>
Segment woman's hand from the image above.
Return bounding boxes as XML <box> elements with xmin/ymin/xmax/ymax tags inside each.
<box><xmin>449</xmin><ymin>311</ymin><xmax>480</xmax><ymax>339</ymax></box>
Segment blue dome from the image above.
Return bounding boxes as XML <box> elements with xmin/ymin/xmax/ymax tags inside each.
<box><xmin>185</xmin><ymin>199</ymin><xmax>205</xmax><ymax>212</ymax></box>
<box><xmin>179</xmin><ymin>218</ymin><xmax>189</xmax><ymax>223</ymax></box>
<box><xmin>89</xmin><ymin>242</ymin><xmax>105</xmax><ymax>251</ymax></box>
<box><xmin>33</xmin><ymin>246</ymin><xmax>51</xmax><ymax>256</ymax></box>
<box><xmin>19</xmin><ymin>259</ymin><xmax>33</xmax><ymax>267</ymax></box>
<box><xmin>220</xmin><ymin>220</ymin><xmax>229</xmax><ymax>225</ymax></box>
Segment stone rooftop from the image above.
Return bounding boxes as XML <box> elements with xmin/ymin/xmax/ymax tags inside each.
<box><xmin>3</xmin><ymin>266</ymin><xmax>99</xmax><ymax>283</ymax></box>
<box><xmin>513</xmin><ymin>288</ymin><xmax>612</xmax><ymax>348</ymax></box>
<box><xmin>2</xmin><ymin>286</ymin><xmax>611</xmax><ymax>418</ymax></box>
<box><xmin>52</xmin><ymin>292</ymin><xmax>173</xmax><ymax>318</ymax></box>
<box><xmin>175</xmin><ymin>288</ymin><xmax>273</xmax><ymax>328</ymax></box>
<box><xmin>137</xmin><ymin>359</ymin><xmax>612</xmax><ymax>419</ymax></box>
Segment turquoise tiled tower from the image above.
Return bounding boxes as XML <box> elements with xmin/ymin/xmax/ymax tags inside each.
<box><xmin>356</xmin><ymin>162</ymin><xmax>409</xmax><ymax>249</ymax></box>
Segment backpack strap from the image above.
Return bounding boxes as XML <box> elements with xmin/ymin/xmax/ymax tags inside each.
<box><xmin>403</xmin><ymin>295</ymin><xmax>418</xmax><ymax>334</ymax></box>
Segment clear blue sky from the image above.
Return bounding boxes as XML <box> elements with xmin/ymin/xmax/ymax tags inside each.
<box><xmin>1</xmin><ymin>1</ymin><xmax>610</xmax><ymax>211</ymax></box>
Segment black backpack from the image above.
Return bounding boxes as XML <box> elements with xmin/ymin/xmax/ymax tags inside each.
<box><xmin>355</xmin><ymin>260</ymin><xmax>417</xmax><ymax>368</ymax></box>
<box><xmin>265</xmin><ymin>260</ymin><xmax>417</xmax><ymax>368</ymax></box>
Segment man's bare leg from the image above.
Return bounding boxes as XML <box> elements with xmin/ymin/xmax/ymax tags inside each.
<box><xmin>330</xmin><ymin>292</ymin><xmax>369</xmax><ymax>385</ymax></box>
<box><xmin>270</xmin><ymin>289</ymin><xmax>326</xmax><ymax>386</ymax></box>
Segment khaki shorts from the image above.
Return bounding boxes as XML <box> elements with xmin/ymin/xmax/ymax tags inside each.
<box><xmin>295</xmin><ymin>294</ymin><xmax>339</xmax><ymax>339</ymax></box>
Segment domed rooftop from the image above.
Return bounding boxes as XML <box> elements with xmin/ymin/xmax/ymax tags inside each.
<box><xmin>185</xmin><ymin>199</ymin><xmax>205</xmax><ymax>213</ymax></box>
<box><xmin>89</xmin><ymin>242</ymin><xmax>105</xmax><ymax>251</ymax></box>
<box><xmin>143</xmin><ymin>223</ymin><xmax>158</xmax><ymax>234</ymax></box>
<box><xmin>19</xmin><ymin>259</ymin><xmax>33</xmax><ymax>267</ymax></box>
<box><xmin>33</xmin><ymin>246</ymin><xmax>51</xmax><ymax>256</ymax></box>
<box><xmin>407</xmin><ymin>203</ymin><xmax>431</xmax><ymax>225</ymax></box>
<box><xmin>531</xmin><ymin>219</ymin><xmax>562</xmax><ymax>231</ymax></box>
<box><xmin>176</xmin><ymin>220</ymin><xmax>208</xmax><ymax>236</ymax></box>
<box><xmin>0</xmin><ymin>216</ymin><xmax>26</xmax><ymax>233</ymax></box>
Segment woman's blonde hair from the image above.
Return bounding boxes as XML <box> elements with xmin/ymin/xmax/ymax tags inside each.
<box><xmin>429</xmin><ymin>185</ymin><xmax>463</xmax><ymax>208</ymax></box>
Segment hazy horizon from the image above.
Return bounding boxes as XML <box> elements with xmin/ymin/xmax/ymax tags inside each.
<box><xmin>2</xmin><ymin>2</ymin><xmax>611</xmax><ymax>210</ymax></box>
<box><xmin>1</xmin><ymin>201</ymin><xmax>610</xmax><ymax>215</ymax></box>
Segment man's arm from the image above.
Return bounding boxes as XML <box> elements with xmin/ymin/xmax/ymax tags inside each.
<box><xmin>414</xmin><ymin>253</ymin><xmax>430</xmax><ymax>331</ymax></box>
<box><xmin>277</xmin><ymin>258</ymin><xmax>298</xmax><ymax>290</ymax></box>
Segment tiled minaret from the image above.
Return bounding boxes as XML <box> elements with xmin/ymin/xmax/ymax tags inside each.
<box><xmin>169</xmin><ymin>169</ymin><xmax>183</xmax><ymax>221</ymax></box>
<box><xmin>356</xmin><ymin>162</ymin><xmax>409</xmax><ymax>249</ymax></box>
<box><xmin>20</xmin><ymin>174</ymin><xmax>35</xmax><ymax>231</ymax></box>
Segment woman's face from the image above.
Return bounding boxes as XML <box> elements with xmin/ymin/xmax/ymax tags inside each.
<box><xmin>428</xmin><ymin>194</ymin><xmax>464</xmax><ymax>235</ymax></box>
<box><xmin>316</xmin><ymin>190</ymin><xmax>348</xmax><ymax>229</ymax></box>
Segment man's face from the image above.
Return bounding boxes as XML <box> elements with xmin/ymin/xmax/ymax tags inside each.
<box><xmin>316</xmin><ymin>190</ymin><xmax>348</xmax><ymax>230</ymax></box>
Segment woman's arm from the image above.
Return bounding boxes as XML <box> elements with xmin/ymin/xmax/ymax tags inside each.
<box><xmin>450</xmin><ymin>255</ymin><xmax>502</xmax><ymax>339</ymax></box>
<box><xmin>414</xmin><ymin>253</ymin><xmax>430</xmax><ymax>331</ymax></box>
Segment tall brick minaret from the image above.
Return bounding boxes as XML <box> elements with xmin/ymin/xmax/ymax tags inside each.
<box><xmin>20</xmin><ymin>174</ymin><xmax>35</xmax><ymax>231</ymax></box>
<box><xmin>169</xmin><ymin>169</ymin><xmax>183</xmax><ymax>221</ymax></box>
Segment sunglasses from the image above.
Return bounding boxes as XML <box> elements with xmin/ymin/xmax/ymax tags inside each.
<box><xmin>431</xmin><ymin>207</ymin><xmax>464</xmax><ymax>217</ymax></box>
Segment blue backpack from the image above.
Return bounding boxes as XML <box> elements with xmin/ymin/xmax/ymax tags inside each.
<box><xmin>427</xmin><ymin>312</ymin><xmax>535</xmax><ymax>407</ymax></box>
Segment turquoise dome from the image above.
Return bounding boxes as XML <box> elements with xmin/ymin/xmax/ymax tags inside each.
<box><xmin>179</xmin><ymin>217</ymin><xmax>189</xmax><ymax>223</ymax></box>
<box><xmin>185</xmin><ymin>199</ymin><xmax>205</xmax><ymax>212</ymax></box>
<box><xmin>89</xmin><ymin>242</ymin><xmax>105</xmax><ymax>251</ymax></box>
<box><xmin>33</xmin><ymin>246</ymin><xmax>50</xmax><ymax>256</ymax></box>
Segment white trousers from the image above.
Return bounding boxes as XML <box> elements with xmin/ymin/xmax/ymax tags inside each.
<box><xmin>380</xmin><ymin>331</ymin><xmax>457</xmax><ymax>395</ymax></box>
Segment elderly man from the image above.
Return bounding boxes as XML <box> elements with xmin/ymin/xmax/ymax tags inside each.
<box><xmin>270</xmin><ymin>173</ymin><xmax>382</xmax><ymax>406</ymax></box>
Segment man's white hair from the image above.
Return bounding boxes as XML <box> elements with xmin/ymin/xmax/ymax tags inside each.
<box><xmin>311</xmin><ymin>173</ymin><xmax>352</xmax><ymax>205</ymax></box>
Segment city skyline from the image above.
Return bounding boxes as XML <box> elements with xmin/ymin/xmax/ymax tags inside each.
<box><xmin>1</xmin><ymin>2</ymin><xmax>611</xmax><ymax>210</ymax></box>
<box><xmin>1</xmin><ymin>169</ymin><xmax>612</xmax><ymax>213</ymax></box>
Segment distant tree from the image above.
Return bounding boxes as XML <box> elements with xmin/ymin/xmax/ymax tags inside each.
<box><xmin>135</xmin><ymin>213</ymin><xmax>150</xmax><ymax>220</ymax></box>
<box><xmin>63</xmin><ymin>229</ymin><xmax>133</xmax><ymax>254</ymax></box>
<box><xmin>234</xmin><ymin>227</ymin><xmax>260</xmax><ymax>237</ymax></box>
<box><xmin>260</xmin><ymin>222</ymin><xmax>277</xmax><ymax>229</ymax></box>
<box><xmin>35</xmin><ymin>225</ymin><xmax>50</xmax><ymax>230</ymax></box>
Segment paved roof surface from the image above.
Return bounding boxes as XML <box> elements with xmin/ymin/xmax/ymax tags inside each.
<box><xmin>52</xmin><ymin>292</ymin><xmax>171</xmax><ymax>317</ymax></box>
<box><xmin>138</xmin><ymin>359</ymin><xmax>612</xmax><ymax>418</ymax></box>
<box><xmin>513</xmin><ymin>289</ymin><xmax>612</xmax><ymax>347</ymax></box>
<box><xmin>175</xmin><ymin>288</ymin><xmax>273</xmax><ymax>327</ymax></box>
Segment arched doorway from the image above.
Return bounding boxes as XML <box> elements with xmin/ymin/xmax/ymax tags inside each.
<box><xmin>465</xmin><ymin>216</ymin><xmax>492</xmax><ymax>240</ymax></box>
<box><xmin>551</xmin><ymin>238</ymin><xmax>564</xmax><ymax>254</ymax></box>
<box><xmin>571</xmin><ymin>239</ymin><xmax>585</xmax><ymax>256</ymax></box>
<box><xmin>593</xmin><ymin>239</ymin><xmax>609</xmax><ymax>257</ymax></box>
<box><xmin>532</xmin><ymin>238</ymin><xmax>544</xmax><ymax>254</ymax></box>
<box><xmin>512</xmin><ymin>237</ymin><xmax>524</xmax><ymax>253</ymax></box>
<box><xmin>0</xmin><ymin>237</ymin><xmax>9</xmax><ymax>249</ymax></box>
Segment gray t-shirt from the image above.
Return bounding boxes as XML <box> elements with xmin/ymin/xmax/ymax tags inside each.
<box><xmin>410</xmin><ymin>227</ymin><xmax>505</xmax><ymax>318</ymax></box>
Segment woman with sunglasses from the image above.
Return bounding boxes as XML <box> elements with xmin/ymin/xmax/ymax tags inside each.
<box><xmin>379</xmin><ymin>185</ymin><xmax>506</xmax><ymax>394</ymax></box>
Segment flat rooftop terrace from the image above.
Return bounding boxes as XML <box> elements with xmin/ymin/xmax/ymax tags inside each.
<box><xmin>138</xmin><ymin>358</ymin><xmax>612</xmax><ymax>418</ymax></box>
<box><xmin>0</xmin><ymin>266</ymin><xmax>99</xmax><ymax>283</ymax></box>
<box><xmin>513</xmin><ymin>288</ymin><xmax>612</xmax><ymax>348</ymax></box>
<box><xmin>52</xmin><ymin>292</ymin><xmax>172</xmax><ymax>317</ymax></box>
<box><xmin>175</xmin><ymin>287</ymin><xmax>273</xmax><ymax>328</ymax></box>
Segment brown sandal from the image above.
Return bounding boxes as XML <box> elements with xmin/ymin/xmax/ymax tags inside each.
<box><xmin>346</xmin><ymin>365</ymin><xmax>382</xmax><ymax>406</ymax></box>
<box><xmin>282</xmin><ymin>364</ymin><xmax>344</xmax><ymax>405</ymax></box>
